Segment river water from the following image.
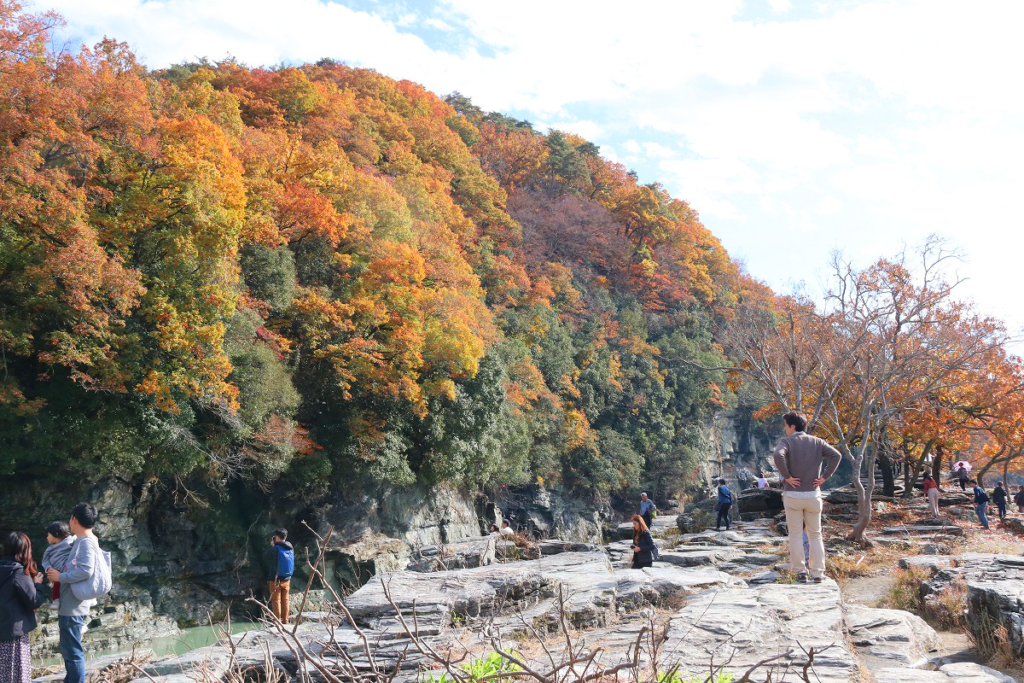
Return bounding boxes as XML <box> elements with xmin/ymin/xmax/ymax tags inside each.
<box><xmin>33</xmin><ymin>621</ymin><xmax>260</xmax><ymax>669</ymax></box>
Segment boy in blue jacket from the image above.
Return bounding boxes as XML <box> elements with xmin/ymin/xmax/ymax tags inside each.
<box><xmin>266</xmin><ymin>528</ymin><xmax>294</xmax><ymax>624</ymax></box>
<box><xmin>715</xmin><ymin>479</ymin><xmax>733</xmax><ymax>531</ymax></box>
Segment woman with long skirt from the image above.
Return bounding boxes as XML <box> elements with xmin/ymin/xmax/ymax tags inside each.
<box><xmin>0</xmin><ymin>532</ymin><xmax>46</xmax><ymax>683</ymax></box>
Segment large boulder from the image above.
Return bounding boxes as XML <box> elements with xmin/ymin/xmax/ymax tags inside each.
<box><xmin>845</xmin><ymin>605</ymin><xmax>939</xmax><ymax>669</ymax></box>
<box><xmin>736</xmin><ymin>488</ymin><xmax>784</xmax><ymax>516</ymax></box>
<box><xmin>661</xmin><ymin>581</ymin><xmax>860</xmax><ymax>682</ymax></box>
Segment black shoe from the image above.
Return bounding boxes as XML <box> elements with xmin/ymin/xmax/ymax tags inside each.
<box><xmin>796</xmin><ymin>572</ymin><xmax>808</xmax><ymax>583</ymax></box>
<box><xmin>813</xmin><ymin>576</ymin><xmax>824</xmax><ymax>584</ymax></box>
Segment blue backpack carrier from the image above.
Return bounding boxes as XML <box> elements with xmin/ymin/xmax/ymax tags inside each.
<box><xmin>276</xmin><ymin>545</ymin><xmax>294</xmax><ymax>580</ymax></box>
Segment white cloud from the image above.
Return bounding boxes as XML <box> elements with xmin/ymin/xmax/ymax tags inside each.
<box><xmin>642</xmin><ymin>142</ymin><xmax>675</xmax><ymax>159</ymax></box>
<box><xmin>423</xmin><ymin>17</ymin><xmax>454</xmax><ymax>31</ymax></box>
<box><xmin>538</xmin><ymin>120</ymin><xmax>605</xmax><ymax>141</ymax></box>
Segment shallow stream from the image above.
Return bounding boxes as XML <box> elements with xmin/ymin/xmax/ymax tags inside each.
<box><xmin>33</xmin><ymin>621</ymin><xmax>260</xmax><ymax>669</ymax></box>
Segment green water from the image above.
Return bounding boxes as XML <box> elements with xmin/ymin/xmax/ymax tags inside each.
<box><xmin>34</xmin><ymin>621</ymin><xmax>260</xmax><ymax>669</ymax></box>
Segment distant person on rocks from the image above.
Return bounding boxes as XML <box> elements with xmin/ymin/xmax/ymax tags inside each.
<box><xmin>922</xmin><ymin>473</ymin><xmax>941</xmax><ymax>519</ymax></box>
<box><xmin>957</xmin><ymin>465</ymin><xmax>970</xmax><ymax>491</ymax></box>
<box><xmin>715</xmin><ymin>479</ymin><xmax>733</xmax><ymax>531</ymax></box>
<box><xmin>0</xmin><ymin>532</ymin><xmax>46</xmax><ymax>683</ymax></box>
<box><xmin>489</xmin><ymin>524</ymin><xmax>500</xmax><ymax>537</ymax></box>
<box><xmin>772</xmin><ymin>410</ymin><xmax>842</xmax><ymax>583</ymax></box>
<box><xmin>266</xmin><ymin>529</ymin><xmax>294</xmax><ymax>624</ymax></box>
<box><xmin>630</xmin><ymin>515</ymin><xmax>656</xmax><ymax>569</ymax></box>
<box><xmin>1015</xmin><ymin>486</ymin><xmax>1024</xmax><ymax>513</ymax></box>
<box><xmin>499</xmin><ymin>521</ymin><xmax>515</xmax><ymax>536</ymax></box>
<box><xmin>46</xmin><ymin>503</ymin><xmax>106</xmax><ymax>683</ymax></box>
<box><xmin>993</xmin><ymin>482</ymin><xmax>1008</xmax><ymax>521</ymax></box>
<box><xmin>41</xmin><ymin>521</ymin><xmax>74</xmax><ymax>612</ymax></box>
<box><xmin>972</xmin><ymin>482</ymin><xmax>991</xmax><ymax>529</ymax></box>
<box><xmin>639</xmin><ymin>493</ymin><xmax>656</xmax><ymax>529</ymax></box>
<box><xmin>757</xmin><ymin>473</ymin><xmax>769</xmax><ymax>489</ymax></box>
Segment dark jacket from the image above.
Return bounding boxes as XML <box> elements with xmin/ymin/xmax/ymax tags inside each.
<box><xmin>717</xmin><ymin>485</ymin><xmax>733</xmax><ymax>507</ymax></box>
<box><xmin>993</xmin><ymin>486</ymin><xmax>1007</xmax><ymax>505</ymax></box>
<box><xmin>974</xmin><ymin>486</ymin><xmax>990</xmax><ymax>505</ymax></box>
<box><xmin>1015</xmin><ymin>490</ymin><xmax>1024</xmax><ymax>506</ymax></box>
<box><xmin>265</xmin><ymin>541</ymin><xmax>294</xmax><ymax>581</ymax></box>
<box><xmin>0</xmin><ymin>557</ymin><xmax>45</xmax><ymax>641</ymax></box>
<box><xmin>632</xmin><ymin>530</ymin><xmax>656</xmax><ymax>566</ymax></box>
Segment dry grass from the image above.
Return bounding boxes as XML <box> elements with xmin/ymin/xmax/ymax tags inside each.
<box><xmin>878</xmin><ymin>566</ymin><xmax>929</xmax><ymax>612</ymax></box>
<box><xmin>968</xmin><ymin>611</ymin><xmax>1018</xmax><ymax>667</ymax></box>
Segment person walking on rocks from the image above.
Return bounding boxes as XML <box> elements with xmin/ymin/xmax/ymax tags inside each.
<box><xmin>993</xmin><ymin>482</ymin><xmax>1008</xmax><ymax>522</ymax></box>
<box><xmin>1015</xmin><ymin>486</ymin><xmax>1024</xmax><ymax>513</ymax></box>
<box><xmin>639</xmin><ymin>493</ymin><xmax>656</xmax><ymax>530</ymax></box>
<box><xmin>715</xmin><ymin>479</ymin><xmax>733</xmax><ymax>531</ymax></box>
<box><xmin>0</xmin><ymin>532</ymin><xmax>46</xmax><ymax>683</ymax></box>
<box><xmin>957</xmin><ymin>464</ymin><xmax>970</xmax><ymax>491</ymax></box>
<box><xmin>46</xmin><ymin>503</ymin><xmax>107</xmax><ymax>683</ymax></box>
<box><xmin>922</xmin><ymin>473</ymin><xmax>941</xmax><ymax>519</ymax></box>
<box><xmin>266</xmin><ymin>529</ymin><xmax>294</xmax><ymax>624</ymax></box>
<box><xmin>772</xmin><ymin>411</ymin><xmax>842</xmax><ymax>583</ymax></box>
<box><xmin>973</xmin><ymin>482</ymin><xmax>991</xmax><ymax>529</ymax></box>
<box><xmin>630</xmin><ymin>515</ymin><xmax>656</xmax><ymax>569</ymax></box>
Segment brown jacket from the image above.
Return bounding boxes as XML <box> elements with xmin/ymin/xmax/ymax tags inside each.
<box><xmin>772</xmin><ymin>432</ymin><xmax>842</xmax><ymax>493</ymax></box>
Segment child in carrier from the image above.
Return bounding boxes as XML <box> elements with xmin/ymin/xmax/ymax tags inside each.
<box><xmin>41</xmin><ymin>521</ymin><xmax>75</xmax><ymax>610</ymax></box>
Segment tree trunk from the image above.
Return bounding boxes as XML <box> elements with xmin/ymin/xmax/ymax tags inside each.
<box><xmin>931</xmin><ymin>445</ymin><xmax>944</xmax><ymax>482</ymax></box>
<box><xmin>904</xmin><ymin>442</ymin><xmax>935</xmax><ymax>499</ymax></box>
<box><xmin>848</xmin><ymin>447</ymin><xmax>873</xmax><ymax>546</ymax></box>
<box><xmin>878</xmin><ymin>453</ymin><xmax>896</xmax><ymax>498</ymax></box>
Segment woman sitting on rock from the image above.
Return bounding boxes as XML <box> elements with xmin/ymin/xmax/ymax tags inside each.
<box><xmin>0</xmin><ymin>532</ymin><xmax>46</xmax><ymax>682</ymax></box>
<box><xmin>630</xmin><ymin>515</ymin><xmax>657</xmax><ymax>569</ymax></box>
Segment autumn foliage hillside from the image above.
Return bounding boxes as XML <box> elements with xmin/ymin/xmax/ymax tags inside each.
<box><xmin>0</xmin><ymin>3</ymin><xmax>755</xmax><ymax>498</ymax></box>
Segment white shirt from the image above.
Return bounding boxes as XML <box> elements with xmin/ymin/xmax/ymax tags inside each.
<box><xmin>757</xmin><ymin>478</ymin><xmax>768</xmax><ymax>489</ymax></box>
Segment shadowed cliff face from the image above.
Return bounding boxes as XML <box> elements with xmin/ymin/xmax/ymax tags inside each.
<box><xmin>0</xmin><ymin>410</ymin><xmax>759</xmax><ymax>657</ymax></box>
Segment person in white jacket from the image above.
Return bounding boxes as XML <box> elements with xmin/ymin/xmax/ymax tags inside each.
<box><xmin>45</xmin><ymin>503</ymin><xmax>101</xmax><ymax>683</ymax></box>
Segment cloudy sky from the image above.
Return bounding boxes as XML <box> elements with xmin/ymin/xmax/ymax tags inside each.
<box><xmin>37</xmin><ymin>0</ymin><xmax>1024</xmax><ymax>338</ymax></box>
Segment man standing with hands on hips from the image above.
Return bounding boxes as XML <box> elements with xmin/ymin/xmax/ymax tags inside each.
<box><xmin>772</xmin><ymin>411</ymin><xmax>842</xmax><ymax>583</ymax></box>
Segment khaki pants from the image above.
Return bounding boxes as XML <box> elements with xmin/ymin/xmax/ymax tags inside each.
<box><xmin>927</xmin><ymin>488</ymin><xmax>940</xmax><ymax>518</ymax></box>
<box><xmin>269</xmin><ymin>579</ymin><xmax>291</xmax><ymax>624</ymax></box>
<box><xmin>783</xmin><ymin>495</ymin><xmax>825</xmax><ymax>578</ymax></box>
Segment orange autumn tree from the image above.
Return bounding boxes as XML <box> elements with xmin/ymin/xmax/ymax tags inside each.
<box><xmin>718</xmin><ymin>239</ymin><xmax>1008</xmax><ymax>544</ymax></box>
<box><xmin>15</xmin><ymin>0</ymin><xmax>1007</xmax><ymax>510</ymax></box>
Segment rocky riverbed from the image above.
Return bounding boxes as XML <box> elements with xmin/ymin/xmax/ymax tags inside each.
<box><xmin>36</xmin><ymin>510</ymin><xmax>1024</xmax><ymax>683</ymax></box>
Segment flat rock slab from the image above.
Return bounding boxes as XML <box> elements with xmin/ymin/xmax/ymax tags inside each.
<box><xmin>346</xmin><ymin>551</ymin><xmax>613</xmax><ymax>622</ymax></box>
<box><xmin>845</xmin><ymin>605</ymin><xmax>939</xmax><ymax>669</ymax></box>
<box><xmin>738</xmin><ymin>553</ymin><xmax>779</xmax><ymax>566</ymax></box>
<box><xmin>537</xmin><ymin>539</ymin><xmax>604</xmax><ymax>555</ymax></box>
<box><xmin>900</xmin><ymin>555</ymin><xmax>956</xmax><ymax>571</ymax></box>
<box><xmin>660</xmin><ymin>581</ymin><xmax>859</xmax><ymax>682</ymax></box>
<box><xmin>407</xmin><ymin>536</ymin><xmax>519</xmax><ymax>571</ymax></box>
<box><xmin>873</xmin><ymin>663</ymin><xmax>1015</xmax><ymax>682</ymax></box>
<box><xmin>748</xmin><ymin>570</ymin><xmax>780</xmax><ymax>584</ymax></box>
<box><xmin>881</xmin><ymin>526</ymin><xmax>964</xmax><ymax>536</ymax></box>
<box><xmin>659</xmin><ymin>547</ymin><xmax>745</xmax><ymax>567</ymax></box>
